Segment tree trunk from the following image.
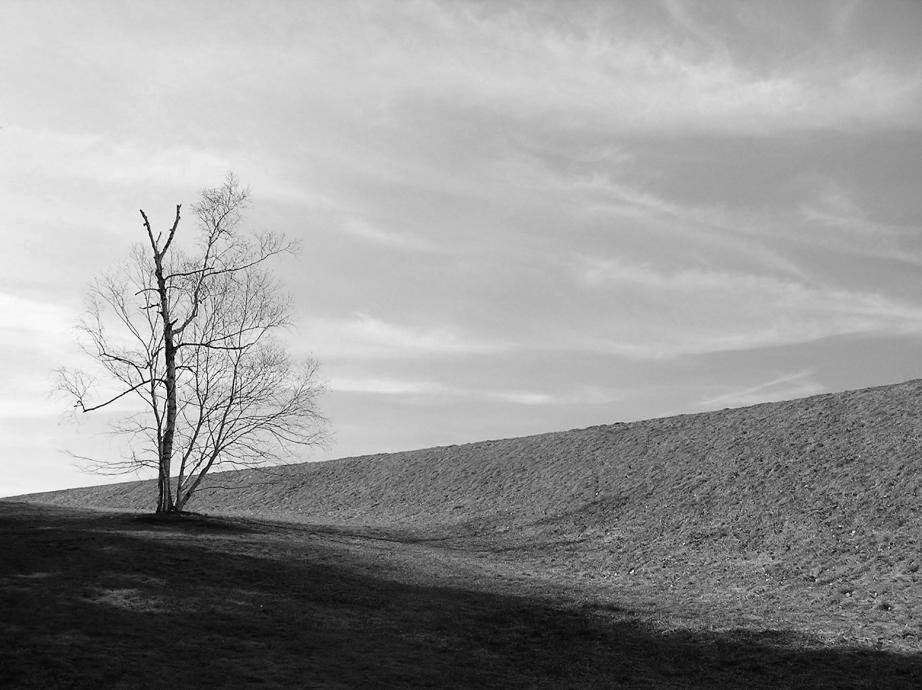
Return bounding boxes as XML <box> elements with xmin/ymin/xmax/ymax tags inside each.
<box><xmin>153</xmin><ymin>251</ymin><xmax>177</xmax><ymax>515</ymax></box>
<box><xmin>156</xmin><ymin>468</ymin><xmax>173</xmax><ymax>514</ymax></box>
<box><xmin>157</xmin><ymin>330</ymin><xmax>177</xmax><ymax>513</ymax></box>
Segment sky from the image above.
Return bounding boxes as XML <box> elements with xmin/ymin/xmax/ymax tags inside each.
<box><xmin>2</xmin><ymin>0</ymin><xmax>922</xmax><ymax>496</ymax></box>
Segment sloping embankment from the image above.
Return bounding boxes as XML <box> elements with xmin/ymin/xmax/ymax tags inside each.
<box><xmin>25</xmin><ymin>379</ymin><xmax>922</xmax><ymax>537</ymax></box>
<box><xmin>18</xmin><ymin>379</ymin><xmax>922</xmax><ymax>636</ymax></box>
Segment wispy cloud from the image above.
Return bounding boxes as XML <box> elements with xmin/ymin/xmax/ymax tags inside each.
<box><xmin>569</xmin><ymin>256</ymin><xmax>922</xmax><ymax>359</ymax></box>
<box><xmin>328</xmin><ymin>377</ymin><xmax>444</xmax><ymax>396</ymax></box>
<box><xmin>501</xmin><ymin>143</ymin><xmax>808</xmax><ymax>279</ymax></box>
<box><xmin>0</xmin><ymin>292</ymin><xmax>86</xmax><ymax>429</ymax></box>
<box><xmin>0</xmin><ymin>127</ymin><xmax>228</xmax><ymax>188</ymax></box>
<box><xmin>338</xmin><ymin>217</ymin><xmax>446</xmax><ymax>253</ymax></box>
<box><xmin>697</xmin><ymin>370</ymin><xmax>825</xmax><ymax>409</ymax></box>
<box><xmin>483</xmin><ymin>385</ymin><xmax>623</xmax><ymax>407</ymax></box>
<box><xmin>0</xmin><ymin>291</ymin><xmax>79</xmax><ymax>353</ymax></box>
<box><xmin>799</xmin><ymin>178</ymin><xmax>917</xmax><ymax>236</ymax></box>
<box><xmin>328</xmin><ymin>374</ymin><xmax>622</xmax><ymax>407</ymax></box>
<box><xmin>402</xmin><ymin>1</ymin><xmax>922</xmax><ymax>135</ymax></box>
<box><xmin>296</xmin><ymin>313</ymin><xmax>510</xmax><ymax>360</ymax></box>
<box><xmin>0</xmin><ymin>126</ymin><xmax>323</xmax><ymax>208</ymax></box>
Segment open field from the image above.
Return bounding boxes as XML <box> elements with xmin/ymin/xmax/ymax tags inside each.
<box><xmin>8</xmin><ymin>379</ymin><xmax>922</xmax><ymax>686</ymax></box>
<box><xmin>2</xmin><ymin>501</ymin><xmax>921</xmax><ymax>688</ymax></box>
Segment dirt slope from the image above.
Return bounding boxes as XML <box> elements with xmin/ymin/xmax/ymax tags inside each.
<box><xmin>19</xmin><ymin>379</ymin><xmax>922</xmax><ymax>647</ymax></box>
<box><xmin>6</xmin><ymin>502</ymin><xmax>921</xmax><ymax>688</ymax></box>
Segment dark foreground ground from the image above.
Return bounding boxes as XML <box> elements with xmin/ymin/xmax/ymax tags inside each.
<box><xmin>2</xmin><ymin>501</ymin><xmax>920</xmax><ymax>688</ymax></box>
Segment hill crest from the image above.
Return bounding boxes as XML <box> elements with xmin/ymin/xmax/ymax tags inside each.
<box><xmin>19</xmin><ymin>377</ymin><xmax>922</xmax><ymax>534</ymax></box>
<box><xmin>15</xmin><ymin>377</ymin><xmax>922</xmax><ymax>647</ymax></box>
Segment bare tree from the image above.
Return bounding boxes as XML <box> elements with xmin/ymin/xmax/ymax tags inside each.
<box><xmin>58</xmin><ymin>174</ymin><xmax>326</xmax><ymax>514</ymax></box>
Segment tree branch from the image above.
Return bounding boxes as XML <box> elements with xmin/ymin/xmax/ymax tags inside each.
<box><xmin>73</xmin><ymin>378</ymin><xmax>160</xmax><ymax>413</ymax></box>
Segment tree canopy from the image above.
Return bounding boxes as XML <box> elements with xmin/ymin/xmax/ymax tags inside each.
<box><xmin>59</xmin><ymin>174</ymin><xmax>326</xmax><ymax>513</ymax></box>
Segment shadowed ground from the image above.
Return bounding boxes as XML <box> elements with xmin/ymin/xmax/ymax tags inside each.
<box><xmin>2</xmin><ymin>502</ymin><xmax>920</xmax><ymax>688</ymax></box>
<box><xmin>20</xmin><ymin>379</ymin><xmax>922</xmax><ymax>658</ymax></box>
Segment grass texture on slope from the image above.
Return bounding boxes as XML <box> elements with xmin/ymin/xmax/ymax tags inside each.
<box><xmin>19</xmin><ymin>379</ymin><xmax>922</xmax><ymax>649</ymax></box>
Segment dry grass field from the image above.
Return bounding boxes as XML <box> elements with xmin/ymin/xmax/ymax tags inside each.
<box><xmin>6</xmin><ymin>379</ymin><xmax>922</xmax><ymax>687</ymax></box>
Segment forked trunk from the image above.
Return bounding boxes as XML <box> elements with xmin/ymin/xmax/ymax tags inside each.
<box><xmin>157</xmin><ymin>325</ymin><xmax>177</xmax><ymax>513</ymax></box>
<box><xmin>156</xmin><ymin>469</ymin><xmax>174</xmax><ymax>514</ymax></box>
<box><xmin>151</xmin><ymin>227</ymin><xmax>178</xmax><ymax>516</ymax></box>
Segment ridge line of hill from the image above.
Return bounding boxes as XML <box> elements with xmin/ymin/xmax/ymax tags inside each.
<box><xmin>11</xmin><ymin>377</ymin><xmax>922</xmax><ymax>650</ymax></box>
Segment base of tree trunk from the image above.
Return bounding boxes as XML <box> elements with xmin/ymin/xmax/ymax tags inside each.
<box><xmin>149</xmin><ymin>508</ymin><xmax>202</xmax><ymax>520</ymax></box>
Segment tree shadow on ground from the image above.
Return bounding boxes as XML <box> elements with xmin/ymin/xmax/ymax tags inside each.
<box><xmin>1</xmin><ymin>501</ymin><xmax>919</xmax><ymax>689</ymax></box>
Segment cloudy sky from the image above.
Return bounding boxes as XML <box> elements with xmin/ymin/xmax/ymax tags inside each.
<box><xmin>3</xmin><ymin>0</ymin><xmax>922</xmax><ymax>496</ymax></box>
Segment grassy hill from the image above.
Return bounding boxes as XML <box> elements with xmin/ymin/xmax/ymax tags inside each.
<box><xmin>16</xmin><ymin>378</ymin><xmax>922</xmax><ymax>653</ymax></box>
